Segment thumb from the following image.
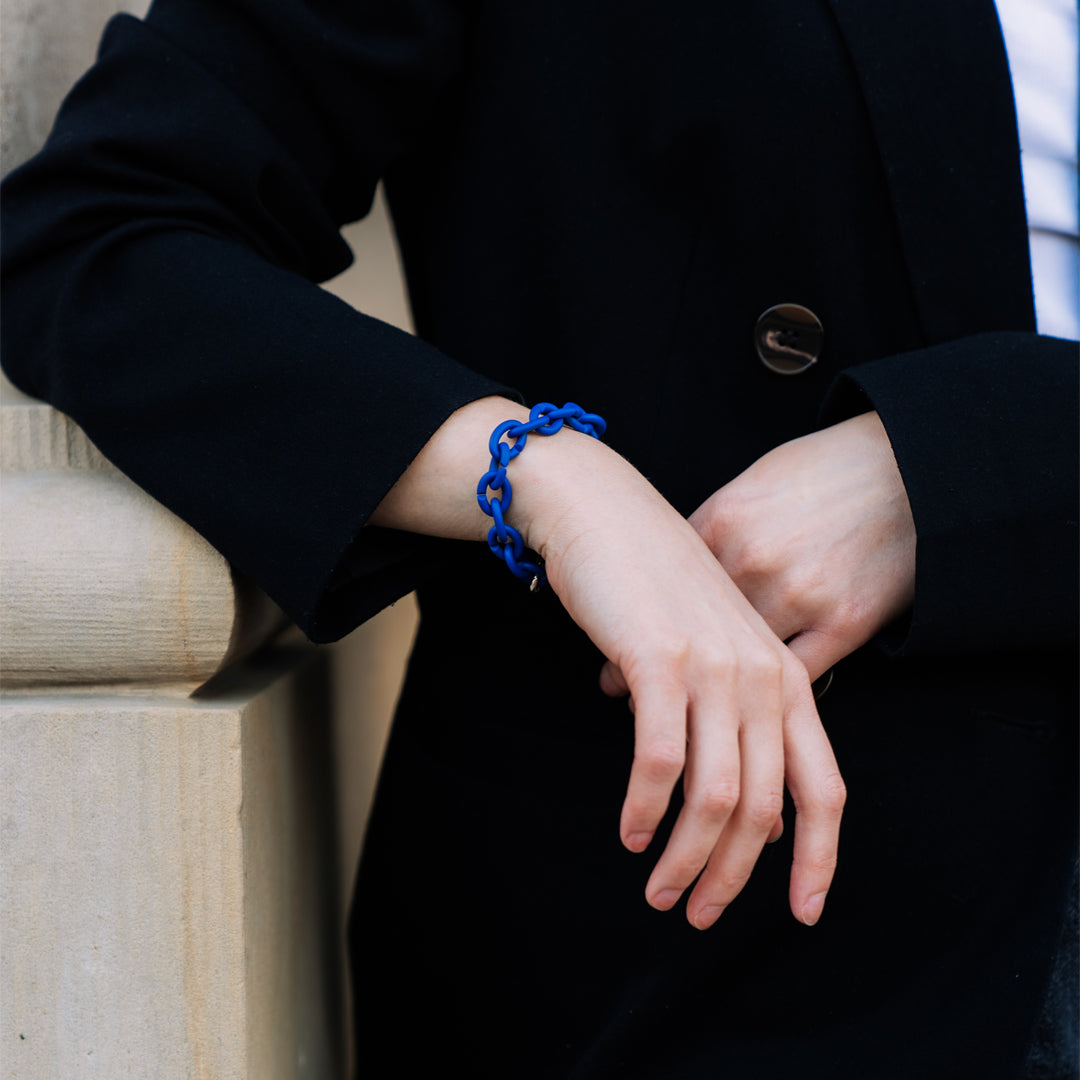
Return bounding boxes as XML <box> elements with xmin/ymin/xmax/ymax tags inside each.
<box><xmin>599</xmin><ymin>660</ymin><xmax>631</xmax><ymax>698</ymax></box>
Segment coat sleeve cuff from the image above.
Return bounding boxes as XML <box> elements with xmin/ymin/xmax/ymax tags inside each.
<box><xmin>820</xmin><ymin>331</ymin><xmax>1079</xmax><ymax>657</ymax></box>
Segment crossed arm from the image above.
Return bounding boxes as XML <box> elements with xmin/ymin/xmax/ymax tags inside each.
<box><xmin>371</xmin><ymin>397</ymin><xmax>916</xmax><ymax>930</ymax></box>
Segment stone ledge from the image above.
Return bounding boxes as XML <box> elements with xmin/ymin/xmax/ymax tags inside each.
<box><xmin>0</xmin><ymin>396</ymin><xmax>112</xmax><ymax>472</ymax></box>
<box><xmin>2</xmin><ymin>393</ymin><xmax>285</xmax><ymax>687</ymax></box>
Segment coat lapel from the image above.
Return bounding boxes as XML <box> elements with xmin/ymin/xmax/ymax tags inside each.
<box><xmin>822</xmin><ymin>0</ymin><xmax>1036</xmax><ymax>342</ymax></box>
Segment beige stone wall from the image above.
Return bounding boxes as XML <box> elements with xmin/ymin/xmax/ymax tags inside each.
<box><xmin>3</xmin><ymin>649</ymin><xmax>344</xmax><ymax>1079</ymax></box>
<box><xmin>0</xmin><ymin>0</ymin><xmax>150</xmax><ymax>177</ymax></box>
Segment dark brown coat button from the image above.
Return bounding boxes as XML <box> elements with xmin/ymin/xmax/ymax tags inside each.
<box><xmin>755</xmin><ymin>303</ymin><xmax>823</xmax><ymax>375</ymax></box>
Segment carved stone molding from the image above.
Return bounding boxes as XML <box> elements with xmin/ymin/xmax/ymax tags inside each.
<box><xmin>2</xmin><ymin>389</ymin><xmax>284</xmax><ymax>687</ymax></box>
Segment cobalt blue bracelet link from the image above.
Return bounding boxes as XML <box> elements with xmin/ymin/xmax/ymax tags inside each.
<box><xmin>476</xmin><ymin>402</ymin><xmax>606</xmax><ymax>590</ymax></box>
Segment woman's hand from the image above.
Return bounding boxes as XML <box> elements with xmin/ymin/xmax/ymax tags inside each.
<box><xmin>590</xmin><ymin>410</ymin><xmax>914</xmax><ymax>926</ymax></box>
<box><xmin>687</xmin><ymin>411</ymin><xmax>916</xmax><ymax>682</ymax></box>
<box><xmin>512</xmin><ymin>428</ymin><xmax>845</xmax><ymax>931</ymax></box>
<box><xmin>373</xmin><ymin>397</ymin><xmax>846</xmax><ymax>930</ymax></box>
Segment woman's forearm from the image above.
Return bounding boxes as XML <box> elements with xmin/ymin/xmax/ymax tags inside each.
<box><xmin>370</xmin><ymin>393</ymin><xmax>845</xmax><ymax>930</ymax></box>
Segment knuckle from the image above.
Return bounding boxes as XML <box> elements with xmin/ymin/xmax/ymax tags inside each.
<box><xmin>637</xmin><ymin>740</ymin><xmax>685</xmax><ymax>783</ymax></box>
<box><xmin>818</xmin><ymin>771</ymin><xmax>848</xmax><ymax>814</ymax></box>
<box><xmin>624</xmin><ymin>640</ymin><xmax>691</xmax><ymax>692</ymax></box>
<box><xmin>710</xmin><ymin>867</ymin><xmax>753</xmax><ymax>899</ymax></box>
<box><xmin>698</xmin><ymin>492</ymin><xmax>739</xmax><ymax>543</ymax></box>
<box><xmin>746</xmin><ymin>792</ymin><xmax>785</xmax><ymax>830</ymax></box>
<box><xmin>685</xmin><ymin>638</ymin><xmax>733</xmax><ymax>679</ymax></box>
<box><xmin>792</xmin><ymin>554</ymin><xmax>839</xmax><ymax>604</ymax></box>
<box><xmin>666</xmin><ymin>852</ymin><xmax>708</xmax><ymax>884</ymax></box>
<box><xmin>726</xmin><ymin>533</ymin><xmax>777</xmax><ymax>582</ymax></box>
<box><xmin>798</xmin><ymin>848</ymin><xmax>839</xmax><ymax>876</ymax></box>
<box><xmin>693</xmin><ymin>780</ymin><xmax>740</xmax><ymax>820</ymax></box>
<box><xmin>645</xmin><ymin>637</ymin><xmax>693</xmax><ymax>676</ymax></box>
<box><xmin>749</xmin><ymin>647</ymin><xmax>784</xmax><ymax>684</ymax></box>
<box><xmin>774</xmin><ymin>566</ymin><xmax>821</xmax><ymax>613</ymax></box>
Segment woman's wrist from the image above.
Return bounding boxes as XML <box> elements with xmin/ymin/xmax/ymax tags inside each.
<box><xmin>368</xmin><ymin>395</ymin><xmax>609</xmax><ymax>557</ymax></box>
<box><xmin>369</xmin><ymin>396</ymin><xmax>528</xmax><ymax>540</ymax></box>
<box><xmin>475</xmin><ymin>403</ymin><xmax>607</xmax><ymax>585</ymax></box>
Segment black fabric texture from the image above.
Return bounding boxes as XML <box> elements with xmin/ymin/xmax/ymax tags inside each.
<box><xmin>822</xmin><ymin>332</ymin><xmax>1080</xmax><ymax>656</ymax></box>
<box><xmin>2</xmin><ymin>0</ymin><xmax>1077</xmax><ymax>1075</ymax></box>
<box><xmin>1</xmin><ymin>4</ymin><xmax>516</xmax><ymax>639</ymax></box>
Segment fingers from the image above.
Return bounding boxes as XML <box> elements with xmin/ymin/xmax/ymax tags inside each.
<box><xmin>782</xmin><ymin>683</ymin><xmax>846</xmax><ymax>926</ymax></box>
<box><xmin>642</xmin><ymin>691</ymin><xmax>743</xmax><ymax>915</ymax></box>
<box><xmin>619</xmin><ymin>678</ymin><xmax>687</xmax><ymax>854</ymax></box>
<box><xmin>599</xmin><ymin>659</ymin><xmax>630</xmax><ymax>698</ymax></box>
<box><xmin>622</xmin><ymin>654</ymin><xmax>842</xmax><ymax>932</ymax></box>
<box><xmin>625</xmin><ymin>650</ymin><xmax>796</xmax><ymax>931</ymax></box>
<box><xmin>683</xmin><ymin>696</ymin><xmax>785</xmax><ymax>929</ymax></box>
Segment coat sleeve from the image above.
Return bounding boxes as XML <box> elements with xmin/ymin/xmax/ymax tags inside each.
<box><xmin>0</xmin><ymin>0</ymin><xmax>515</xmax><ymax>641</ymax></box>
<box><xmin>822</xmin><ymin>331</ymin><xmax>1079</xmax><ymax>657</ymax></box>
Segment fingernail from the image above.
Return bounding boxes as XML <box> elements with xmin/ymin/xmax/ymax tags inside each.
<box><xmin>801</xmin><ymin>892</ymin><xmax>827</xmax><ymax>926</ymax></box>
<box><xmin>651</xmin><ymin>889</ymin><xmax>682</xmax><ymax>911</ymax></box>
<box><xmin>692</xmin><ymin>905</ymin><xmax>725</xmax><ymax>930</ymax></box>
<box><xmin>624</xmin><ymin>831</ymin><xmax>652</xmax><ymax>853</ymax></box>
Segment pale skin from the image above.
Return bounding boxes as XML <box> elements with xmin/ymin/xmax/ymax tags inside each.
<box><xmin>372</xmin><ymin>398</ymin><xmax>916</xmax><ymax>930</ymax></box>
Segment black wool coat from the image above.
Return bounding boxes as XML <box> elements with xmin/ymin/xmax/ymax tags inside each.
<box><xmin>2</xmin><ymin>0</ymin><xmax>1077</xmax><ymax>1076</ymax></box>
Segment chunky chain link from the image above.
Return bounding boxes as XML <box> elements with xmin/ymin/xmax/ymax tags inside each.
<box><xmin>476</xmin><ymin>402</ymin><xmax>606</xmax><ymax>588</ymax></box>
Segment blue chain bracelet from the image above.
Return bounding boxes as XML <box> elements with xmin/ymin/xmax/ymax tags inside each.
<box><xmin>476</xmin><ymin>402</ymin><xmax>606</xmax><ymax>589</ymax></box>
